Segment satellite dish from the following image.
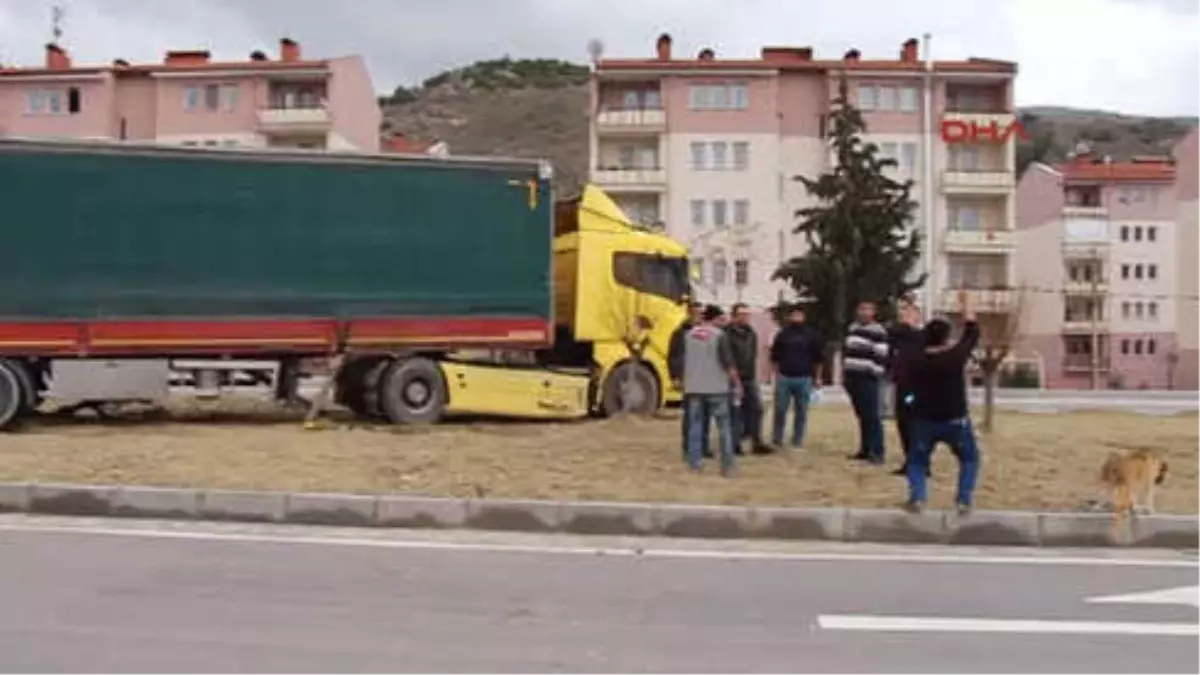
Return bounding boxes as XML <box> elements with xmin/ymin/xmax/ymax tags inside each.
<box><xmin>587</xmin><ymin>38</ymin><xmax>604</xmax><ymax>64</ymax></box>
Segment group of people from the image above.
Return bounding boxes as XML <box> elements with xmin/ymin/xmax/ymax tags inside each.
<box><xmin>667</xmin><ymin>291</ymin><xmax>981</xmax><ymax>514</ymax></box>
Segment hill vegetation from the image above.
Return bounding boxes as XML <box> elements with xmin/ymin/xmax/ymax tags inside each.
<box><xmin>380</xmin><ymin>58</ymin><xmax>1198</xmax><ymax>190</ymax></box>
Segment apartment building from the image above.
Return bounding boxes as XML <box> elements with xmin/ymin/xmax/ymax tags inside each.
<box><xmin>1173</xmin><ymin>129</ymin><xmax>1198</xmax><ymax>390</ymax></box>
<box><xmin>1015</xmin><ymin>147</ymin><xmax>1193</xmax><ymax>390</ymax></box>
<box><xmin>588</xmin><ymin>34</ymin><xmax>1020</xmax><ymax>322</ymax></box>
<box><xmin>0</xmin><ymin>38</ymin><xmax>380</xmax><ymax>152</ymax></box>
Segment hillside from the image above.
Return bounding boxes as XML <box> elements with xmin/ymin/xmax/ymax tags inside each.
<box><xmin>380</xmin><ymin>58</ymin><xmax>1198</xmax><ymax>191</ymax></box>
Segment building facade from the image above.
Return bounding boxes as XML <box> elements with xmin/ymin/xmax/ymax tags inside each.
<box><xmin>0</xmin><ymin>38</ymin><xmax>380</xmax><ymax>152</ymax></box>
<box><xmin>588</xmin><ymin>34</ymin><xmax>1020</xmax><ymax>323</ymax></box>
<box><xmin>1015</xmin><ymin>146</ymin><xmax>1196</xmax><ymax>390</ymax></box>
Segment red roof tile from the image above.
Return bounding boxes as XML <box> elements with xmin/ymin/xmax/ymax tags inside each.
<box><xmin>597</xmin><ymin>56</ymin><xmax>1015</xmax><ymax>75</ymax></box>
<box><xmin>1058</xmin><ymin>159</ymin><xmax>1176</xmax><ymax>183</ymax></box>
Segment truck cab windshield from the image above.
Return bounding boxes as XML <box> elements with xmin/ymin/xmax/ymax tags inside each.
<box><xmin>612</xmin><ymin>252</ymin><xmax>690</xmax><ymax>304</ymax></box>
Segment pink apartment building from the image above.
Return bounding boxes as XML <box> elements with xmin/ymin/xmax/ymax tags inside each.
<box><xmin>589</xmin><ymin>33</ymin><xmax>1020</xmax><ymax>330</ymax></box>
<box><xmin>1016</xmin><ymin>138</ymin><xmax>1198</xmax><ymax>390</ymax></box>
<box><xmin>0</xmin><ymin>38</ymin><xmax>380</xmax><ymax>152</ymax></box>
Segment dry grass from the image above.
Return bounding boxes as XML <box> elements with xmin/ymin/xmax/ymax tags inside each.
<box><xmin>1</xmin><ymin>400</ymin><xmax>1195</xmax><ymax>513</ymax></box>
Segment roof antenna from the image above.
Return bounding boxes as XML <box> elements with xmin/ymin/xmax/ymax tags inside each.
<box><xmin>51</xmin><ymin>5</ymin><xmax>65</xmax><ymax>44</ymax></box>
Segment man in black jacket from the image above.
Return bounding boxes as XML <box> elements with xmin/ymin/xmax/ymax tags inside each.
<box><xmin>887</xmin><ymin>295</ymin><xmax>928</xmax><ymax>477</ymax></box>
<box><xmin>906</xmin><ymin>290</ymin><xmax>981</xmax><ymax>515</ymax></box>
<box><xmin>669</xmin><ymin>302</ymin><xmax>707</xmax><ymax>458</ymax></box>
<box><xmin>769</xmin><ymin>304</ymin><xmax>824</xmax><ymax>451</ymax></box>
<box><xmin>727</xmin><ymin>303</ymin><xmax>768</xmax><ymax>455</ymax></box>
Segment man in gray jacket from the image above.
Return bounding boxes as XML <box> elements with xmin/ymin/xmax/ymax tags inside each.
<box><xmin>683</xmin><ymin>305</ymin><xmax>742</xmax><ymax>477</ymax></box>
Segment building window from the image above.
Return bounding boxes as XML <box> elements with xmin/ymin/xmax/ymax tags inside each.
<box><xmin>1135</xmin><ymin>302</ymin><xmax>1144</xmax><ymax>319</ymax></box>
<box><xmin>689</xmin><ymin>142</ymin><xmax>707</xmax><ymax>170</ymax></box>
<box><xmin>732</xmin><ymin>142</ymin><xmax>749</xmax><ymax>171</ymax></box>
<box><xmin>1120</xmin><ymin>226</ymin><xmax>1129</xmax><ymax>241</ymax></box>
<box><xmin>1121</xmin><ymin>264</ymin><xmax>1130</xmax><ymax>279</ymax></box>
<box><xmin>711</xmin><ymin>141</ymin><xmax>728</xmax><ymax>170</ymax></box>
<box><xmin>689</xmin><ymin>199</ymin><xmax>706</xmax><ymax>227</ymax></box>
<box><xmin>1134</xmin><ymin>339</ymin><xmax>1143</xmax><ymax>355</ymax></box>
<box><xmin>622</xmin><ymin>91</ymin><xmax>639</xmax><ymax>109</ymax></box>
<box><xmin>734</xmin><ymin>259</ymin><xmax>749</xmax><ymax>286</ymax></box>
<box><xmin>1149</xmin><ymin>301</ymin><xmax>1158</xmax><ymax>319</ymax></box>
<box><xmin>950</xmin><ymin>206</ymin><xmax>981</xmax><ymax>231</ymax></box>
<box><xmin>644</xmin><ymin>90</ymin><xmax>662</xmax><ymax>109</ymax></box>
<box><xmin>67</xmin><ymin>87</ymin><xmax>81</xmax><ymax>114</ymax></box>
<box><xmin>218</xmin><ymin>84</ymin><xmax>239</xmax><ymax>112</ymax></box>
<box><xmin>1134</xmin><ymin>226</ymin><xmax>1143</xmax><ymax>242</ymax></box>
<box><xmin>713</xmin><ymin>257</ymin><xmax>729</xmax><ymax>285</ymax></box>
<box><xmin>183</xmin><ymin>86</ymin><xmax>201</xmax><ymax>111</ymax></box>
<box><xmin>900</xmin><ymin>142</ymin><xmax>918</xmax><ymax>171</ymax></box>
<box><xmin>1121</xmin><ymin>339</ymin><xmax>1130</xmax><ymax>355</ymax></box>
<box><xmin>687</xmin><ymin>84</ymin><xmax>748</xmax><ymax>111</ymax></box>
<box><xmin>616</xmin><ymin>145</ymin><xmax>635</xmax><ymax>168</ymax></box>
<box><xmin>712</xmin><ymin>199</ymin><xmax>728</xmax><ymax>228</ymax></box>
<box><xmin>733</xmin><ymin>199</ymin><xmax>750</xmax><ymax>227</ymax></box>
<box><xmin>1134</xmin><ymin>264</ymin><xmax>1144</xmax><ymax>280</ymax></box>
<box><xmin>877</xmin><ymin>86</ymin><xmax>896</xmax><ymax>111</ymax></box>
<box><xmin>857</xmin><ymin>84</ymin><xmax>877</xmax><ymax>111</ymax></box>
<box><xmin>26</xmin><ymin>89</ymin><xmax>65</xmax><ymax>115</ymax></box>
<box><xmin>1147</xmin><ymin>339</ymin><xmax>1157</xmax><ymax>355</ymax></box>
<box><xmin>1147</xmin><ymin>226</ymin><xmax>1157</xmax><ymax>242</ymax></box>
<box><xmin>879</xmin><ymin>142</ymin><xmax>898</xmax><ymax>164</ymax></box>
<box><xmin>222</xmin><ymin>140</ymin><xmax>238</xmax><ymax>147</ymax></box>
<box><xmin>1122</xmin><ymin>301</ymin><xmax>1131</xmax><ymax>318</ymax></box>
<box><xmin>899</xmin><ymin>87</ymin><xmax>918</xmax><ymax>112</ymax></box>
<box><xmin>1148</xmin><ymin>264</ymin><xmax>1157</xmax><ymax>280</ymax></box>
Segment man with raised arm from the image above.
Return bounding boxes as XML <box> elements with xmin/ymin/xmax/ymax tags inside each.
<box><xmin>905</xmin><ymin>290</ymin><xmax>982</xmax><ymax>515</ymax></box>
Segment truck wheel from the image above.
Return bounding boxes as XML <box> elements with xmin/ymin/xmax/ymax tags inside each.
<box><xmin>5</xmin><ymin>359</ymin><xmax>40</xmax><ymax>412</ymax></box>
<box><xmin>378</xmin><ymin>357</ymin><xmax>447</xmax><ymax>425</ymax></box>
<box><xmin>336</xmin><ymin>356</ymin><xmax>386</xmax><ymax>419</ymax></box>
<box><xmin>601</xmin><ymin>361</ymin><xmax>660</xmax><ymax>417</ymax></box>
<box><xmin>0</xmin><ymin>360</ymin><xmax>24</xmax><ymax>430</ymax></box>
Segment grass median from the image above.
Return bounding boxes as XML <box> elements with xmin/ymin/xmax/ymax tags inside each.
<box><xmin>1</xmin><ymin>400</ymin><xmax>1195</xmax><ymax>514</ymax></box>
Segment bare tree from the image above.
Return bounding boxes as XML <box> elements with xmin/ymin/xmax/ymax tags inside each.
<box><xmin>973</xmin><ymin>288</ymin><xmax>1025</xmax><ymax>433</ymax></box>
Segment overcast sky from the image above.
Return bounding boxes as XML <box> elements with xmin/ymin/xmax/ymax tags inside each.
<box><xmin>1</xmin><ymin>0</ymin><xmax>1196</xmax><ymax>117</ymax></box>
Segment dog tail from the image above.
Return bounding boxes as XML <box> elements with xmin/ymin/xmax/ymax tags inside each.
<box><xmin>1100</xmin><ymin>453</ymin><xmax>1124</xmax><ymax>485</ymax></box>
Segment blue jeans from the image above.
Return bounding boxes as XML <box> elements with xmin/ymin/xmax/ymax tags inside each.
<box><xmin>772</xmin><ymin>375</ymin><xmax>813</xmax><ymax>447</ymax></box>
<box><xmin>907</xmin><ymin>416</ymin><xmax>981</xmax><ymax>506</ymax></box>
<box><xmin>681</xmin><ymin>394</ymin><xmax>710</xmax><ymax>458</ymax></box>
<box><xmin>733</xmin><ymin>381</ymin><xmax>763</xmax><ymax>446</ymax></box>
<box><xmin>844</xmin><ymin>373</ymin><xmax>885</xmax><ymax>461</ymax></box>
<box><xmin>686</xmin><ymin>394</ymin><xmax>735</xmax><ymax>473</ymax></box>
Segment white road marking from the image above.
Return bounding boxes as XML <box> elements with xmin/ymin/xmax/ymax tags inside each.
<box><xmin>818</xmin><ymin>615</ymin><xmax>1200</xmax><ymax>637</ymax></box>
<box><xmin>0</xmin><ymin>518</ymin><xmax>1194</xmax><ymax>568</ymax></box>
<box><xmin>1088</xmin><ymin>585</ymin><xmax>1200</xmax><ymax>608</ymax></box>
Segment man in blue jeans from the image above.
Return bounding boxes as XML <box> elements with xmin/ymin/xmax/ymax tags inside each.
<box><xmin>769</xmin><ymin>305</ymin><xmax>824</xmax><ymax>451</ymax></box>
<box><xmin>682</xmin><ymin>305</ymin><xmax>741</xmax><ymax>477</ymax></box>
<box><xmin>842</xmin><ymin>301</ymin><xmax>890</xmax><ymax>465</ymax></box>
<box><xmin>727</xmin><ymin>303</ymin><xmax>768</xmax><ymax>455</ymax></box>
<box><xmin>906</xmin><ymin>290</ymin><xmax>981</xmax><ymax>515</ymax></box>
<box><xmin>669</xmin><ymin>302</ymin><xmax>710</xmax><ymax>459</ymax></box>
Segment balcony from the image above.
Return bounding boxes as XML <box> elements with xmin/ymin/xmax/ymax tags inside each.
<box><xmin>591</xmin><ymin>167</ymin><xmax>667</xmax><ymax>191</ymax></box>
<box><xmin>941</xmin><ymin>228</ymin><xmax>1017</xmax><ymax>254</ymax></box>
<box><xmin>1062</xmin><ymin>354</ymin><xmax>1111</xmax><ymax>373</ymax></box>
<box><xmin>936</xmin><ymin>287</ymin><xmax>1018</xmax><ymax>314</ymax></box>
<box><xmin>257</xmin><ymin>106</ymin><xmax>330</xmax><ymax>132</ymax></box>
<box><xmin>941</xmin><ymin>169</ymin><xmax>1016</xmax><ymax>194</ymax></box>
<box><xmin>595</xmin><ymin>108</ymin><xmax>666</xmax><ymax>133</ymax></box>
<box><xmin>941</xmin><ymin>110</ymin><xmax>1017</xmax><ymax>140</ymax></box>
<box><xmin>1062</xmin><ymin>204</ymin><xmax>1108</xmax><ymax>218</ymax></box>
<box><xmin>1062</xmin><ymin>316</ymin><xmax>1109</xmax><ymax>333</ymax></box>
<box><xmin>1063</xmin><ymin>280</ymin><xmax>1109</xmax><ymax>295</ymax></box>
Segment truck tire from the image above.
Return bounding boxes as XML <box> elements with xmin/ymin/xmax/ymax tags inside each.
<box><xmin>0</xmin><ymin>360</ymin><xmax>24</xmax><ymax>431</ymax></box>
<box><xmin>336</xmin><ymin>356</ymin><xmax>386</xmax><ymax>419</ymax></box>
<box><xmin>378</xmin><ymin>357</ymin><xmax>447</xmax><ymax>425</ymax></box>
<box><xmin>5</xmin><ymin>359</ymin><xmax>40</xmax><ymax>412</ymax></box>
<box><xmin>600</xmin><ymin>361</ymin><xmax>660</xmax><ymax>417</ymax></box>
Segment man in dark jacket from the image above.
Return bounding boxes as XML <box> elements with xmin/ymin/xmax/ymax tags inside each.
<box><xmin>669</xmin><ymin>302</ymin><xmax>707</xmax><ymax>458</ymax></box>
<box><xmin>887</xmin><ymin>295</ymin><xmax>929</xmax><ymax>477</ymax></box>
<box><xmin>769</xmin><ymin>304</ymin><xmax>824</xmax><ymax>451</ymax></box>
<box><xmin>727</xmin><ymin>303</ymin><xmax>768</xmax><ymax>455</ymax></box>
<box><xmin>906</xmin><ymin>290</ymin><xmax>981</xmax><ymax>515</ymax></box>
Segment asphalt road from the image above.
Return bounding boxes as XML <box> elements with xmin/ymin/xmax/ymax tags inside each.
<box><xmin>0</xmin><ymin>516</ymin><xmax>1195</xmax><ymax>673</ymax></box>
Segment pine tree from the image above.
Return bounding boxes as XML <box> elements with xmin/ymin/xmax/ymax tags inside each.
<box><xmin>774</xmin><ymin>76</ymin><xmax>924</xmax><ymax>363</ymax></box>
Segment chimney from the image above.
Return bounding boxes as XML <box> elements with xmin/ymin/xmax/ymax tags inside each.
<box><xmin>655</xmin><ymin>33</ymin><xmax>672</xmax><ymax>61</ymax></box>
<box><xmin>843</xmin><ymin>48</ymin><xmax>861</xmax><ymax>63</ymax></box>
<box><xmin>164</xmin><ymin>50</ymin><xmax>211</xmax><ymax>66</ymax></box>
<box><xmin>698</xmin><ymin>47</ymin><xmax>715</xmax><ymax>61</ymax></box>
<box><xmin>761</xmin><ymin>47</ymin><xmax>813</xmax><ymax>63</ymax></box>
<box><xmin>280</xmin><ymin>37</ymin><xmax>301</xmax><ymax>62</ymax></box>
<box><xmin>45</xmin><ymin>43</ymin><xmax>71</xmax><ymax>70</ymax></box>
<box><xmin>249</xmin><ymin>50</ymin><xmax>268</xmax><ymax>62</ymax></box>
<box><xmin>900</xmin><ymin>38</ymin><xmax>918</xmax><ymax>63</ymax></box>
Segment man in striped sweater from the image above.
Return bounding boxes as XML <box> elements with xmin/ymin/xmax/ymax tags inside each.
<box><xmin>842</xmin><ymin>300</ymin><xmax>890</xmax><ymax>465</ymax></box>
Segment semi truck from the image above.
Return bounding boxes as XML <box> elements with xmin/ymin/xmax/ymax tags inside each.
<box><xmin>0</xmin><ymin>138</ymin><xmax>691</xmax><ymax>430</ymax></box>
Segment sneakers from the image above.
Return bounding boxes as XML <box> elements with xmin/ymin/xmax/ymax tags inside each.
<box><xmin>956</xmin><ymin>503</ymin><xmax>972</xmax><ymax>517</ymax></box>
<box><xmin>904</xmin><ymin>500</ymin><xmax>925</xmax><ymax>514</ymax></box>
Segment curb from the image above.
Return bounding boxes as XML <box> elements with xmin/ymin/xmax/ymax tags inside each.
<box><xmin>0</xmin><ymin>481</ymin><xmax>1194</xmax><ymax>548</ymax></box>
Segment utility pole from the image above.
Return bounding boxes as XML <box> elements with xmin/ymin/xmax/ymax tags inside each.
<box><xmin>921</xmin><ymin>32</ymin><xmax>937</xmax><ymax>321</ymax></box>
<box><xmin>1088</xmin><ymin>248</ymin><xmax>1101</xmax><ymax>390</ymax></box>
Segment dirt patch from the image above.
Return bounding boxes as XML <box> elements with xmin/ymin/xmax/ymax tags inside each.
<box><xmin>1</xmin><ymin>400</ymin><xmax>1195</xmax><ymax>513</ymax></box>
